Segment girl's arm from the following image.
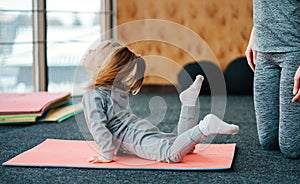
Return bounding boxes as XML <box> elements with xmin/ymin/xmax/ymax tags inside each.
<box><xmin>82</xmin><ymin>90</ymin><xmax>115</xmax><ymax>162</ymax></box>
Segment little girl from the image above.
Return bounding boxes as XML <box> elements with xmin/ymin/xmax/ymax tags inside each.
<box><xmin>82</xmin><ymin>40</ymin><xmax>239</xmax><ymax>163</ymax></box>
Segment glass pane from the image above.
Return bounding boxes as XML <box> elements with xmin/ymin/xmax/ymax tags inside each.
<box><xmin>46</xmin><ymin>0</ymin><xmax>105</xmax><ymax>95</ymax></box>
<box><xmin>0</xmin><ymin>0</ymin><xmax>33</xmax><ymax>93</ymax></box>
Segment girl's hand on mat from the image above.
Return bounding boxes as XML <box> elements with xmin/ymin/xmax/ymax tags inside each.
<box><xmin>87</xmin><ymin>156</ymin><xmax>113</xmax><ymax>163</ymax></box>
<box><xmin>292</xmin><ymin>66</ymin><xmax>300</xmax><ymax>102</ymax></box>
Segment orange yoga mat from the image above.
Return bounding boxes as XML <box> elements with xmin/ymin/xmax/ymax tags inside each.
<box><xmin>2</xmin><ymin>139</ymin><xmax>236</xmax><ymax>170</ymax></box>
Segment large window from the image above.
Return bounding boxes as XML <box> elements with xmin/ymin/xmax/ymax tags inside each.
<box><xmin>0</xmin><ymin>1</ymin><xmax>33</xmax><ymax>92</ymax></box>
<box><xmin>0</xmin><ymin>0</ymin><xmax>113</xmax><ymax>95</ymax></box>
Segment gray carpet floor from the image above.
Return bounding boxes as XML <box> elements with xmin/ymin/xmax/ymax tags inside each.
<box><xmin>1</xmin><ymin>94</ymin><xmax>299</xmax><ymax>184</ymax></box>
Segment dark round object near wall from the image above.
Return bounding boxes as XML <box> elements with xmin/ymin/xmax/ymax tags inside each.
<box><xmin>178</xmin><ymin>61</ymin><xmax>224</xmax><ymax>95</ymax></box>
<box><xmin>224</xmin><ymin>57</ymin><xmax>254</xmax><ymax>95</ymax></box>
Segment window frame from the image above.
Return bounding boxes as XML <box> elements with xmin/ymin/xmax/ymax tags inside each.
<box><xmin>32</xmin><ymin>0</ymin><xmax>47</xmax><ymax>91</ymax></box>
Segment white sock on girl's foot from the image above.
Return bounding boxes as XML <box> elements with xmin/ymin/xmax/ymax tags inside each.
<box><xmin>199</xmin><ymin>114</ymin><xmax>239</xmax><ymax>136</ymax></box>
<box><xmin>179</xmin><ymin>75</ymin><xmax>204</xmax><ymax>106</ymax></box>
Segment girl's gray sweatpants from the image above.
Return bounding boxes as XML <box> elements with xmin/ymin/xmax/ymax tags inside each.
<box><xmin>254</xmin><ymin>51</ymin><xmax>300</xmax><ymax>159</ymax></box>
<box><xmin>119</xmin><ymin>105</ymin><xmax>205</xmax><ymax>163</ymax></box>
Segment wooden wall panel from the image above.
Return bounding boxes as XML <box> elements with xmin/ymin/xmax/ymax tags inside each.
<box><xmin>116</xmin><ymin>0</ymin><xmax>253</xmax><ymax>85</ymax></box>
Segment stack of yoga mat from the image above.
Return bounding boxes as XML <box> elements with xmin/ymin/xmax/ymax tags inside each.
<box><xmin>0</xmin><ymin>92</ymin><xmax>83</xmax><ymax>124</ymax></box>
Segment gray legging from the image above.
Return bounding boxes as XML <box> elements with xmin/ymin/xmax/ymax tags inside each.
<box><xmin>254</xmin><ymin>51</ymin><xmax>300</xmax><ymax>159</ymax></box>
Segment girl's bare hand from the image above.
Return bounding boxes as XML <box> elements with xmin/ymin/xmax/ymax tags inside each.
<box><xmin>87</xmin><ymin>156</ymin><xmax>113</xmax><ymax>164</ymax></box>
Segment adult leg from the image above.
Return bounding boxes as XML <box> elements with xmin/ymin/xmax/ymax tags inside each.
<box><xmin>254</xmin><ymin>52</ymin><xmax>280</xmax><ymax>150</ymax></box>
<box><xmin>279</xmin><ymin>51</ymin><xmax>300</xmax><ymax>159</ymax></box>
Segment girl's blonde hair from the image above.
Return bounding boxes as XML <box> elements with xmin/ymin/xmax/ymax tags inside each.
<box><xmin>82</xmin><ymin>40</ymin><xmax>123</xmax><ymax>78</ymax></box>
<box><xmin>86</xmin><ymin>43</ymin><xmax>146</xmax><ymax>95</ymax></box>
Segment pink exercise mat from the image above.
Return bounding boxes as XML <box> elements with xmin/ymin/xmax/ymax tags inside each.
<box><xmin>3</xmin><ymin>139</ymin><xmax>236</xmax><ymax>170</ymax></box>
